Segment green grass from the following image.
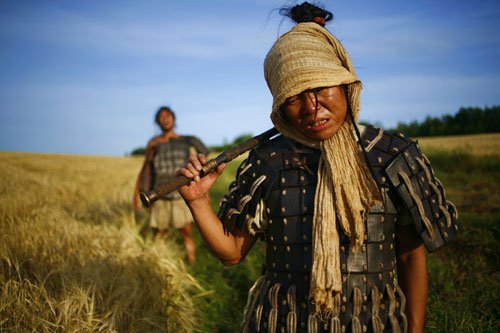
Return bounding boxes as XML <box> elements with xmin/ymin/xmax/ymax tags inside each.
<box><xmin>422</xmin><ymin>150</ymin><xmax>500</xmax><ymax>332</ymax></box>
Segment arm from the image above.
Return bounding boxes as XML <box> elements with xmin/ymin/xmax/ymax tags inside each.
<box><xmin>178</xmin><ymin>153</ymin><xmax>257</xmax><ymax>265</ymax></box>
<box><xmin>133</xmin><ymin>141</ymin><xmax>156</xmax><ymax>210</ymax></box>
<box><xmin>397</xmin><ymin>225</ymin><xmax>428</xmax><ymax>333</ymax></box>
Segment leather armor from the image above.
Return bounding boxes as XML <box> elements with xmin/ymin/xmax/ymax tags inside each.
<box><xmin>218</xmin><ymin>126</ymin><xmax>457</xmax><ymax>333</ymax></box>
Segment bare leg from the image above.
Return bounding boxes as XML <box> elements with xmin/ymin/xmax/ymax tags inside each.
<box><xmin>154</xmin><ymin>228</ymin><xmax>168</xmax><ymax>241</ymax></box>
<box><xmin>180</xmin><ymin>223</ymin><xmax>196</xmax><ymax>264</ymax></box>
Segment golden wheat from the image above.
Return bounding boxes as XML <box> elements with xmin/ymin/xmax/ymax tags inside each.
<box><xmin>0</xmin><ymin>152</ymin><xmax>204</xmax><ymax>332</ymax></box>
<box><xmin>416</xmin><ymin>133</ymin><xmax>500</xmax><ymax>156</ymax></box>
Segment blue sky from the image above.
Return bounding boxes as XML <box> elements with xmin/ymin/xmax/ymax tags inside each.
<box><xmin>1</xmin><ymin>0</ymin><xmax>499</xmax><ymax>156</ymax></box>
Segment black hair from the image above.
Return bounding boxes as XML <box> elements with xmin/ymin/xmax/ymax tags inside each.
<box><xmin>154</xmin><ymin>106</ymin><xmax>175</xmax><ymax>126</ymax></box>
<box><xmin>279</xmin><ymin>2</ymin><xmax>333</xmax><ymax>25</ymax></box>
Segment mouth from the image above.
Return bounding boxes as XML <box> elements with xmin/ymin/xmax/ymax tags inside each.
<box><xmin>307</xmin><ymin>119</ymin><xmax>330</xmax><ymax>130</ymax></box>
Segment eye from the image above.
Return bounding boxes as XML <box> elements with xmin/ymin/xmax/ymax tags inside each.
<box><xmin>284</xmin><ymin>95</ymin><xmax>301</xmax><ymax>106</ymax></box>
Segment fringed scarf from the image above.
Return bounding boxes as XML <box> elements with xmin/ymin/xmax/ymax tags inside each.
<box><xmin>264</xmin><ymin>22</ymin><xmax>381</xmax><ymax>316</ymax></box>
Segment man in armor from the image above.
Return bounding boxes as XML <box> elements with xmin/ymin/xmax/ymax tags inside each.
<box><xmin>177</xmin><ymin>2</ymin><xmax>457</xmax><ymax>332</ymax></box>
<box><xmin>133</xmin><ymin>106</ymin><xmax>209</xmax><ymax>264</ymax></box>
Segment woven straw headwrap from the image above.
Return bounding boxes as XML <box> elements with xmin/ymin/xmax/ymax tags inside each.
<box><xmin>264</xmin><ymin>22</ymin><xmax>381</xmax><ymax>316</ymax></box>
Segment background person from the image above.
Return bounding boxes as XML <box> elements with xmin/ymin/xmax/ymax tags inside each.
<box><xmin>133</xmin><ymin>106</ymin><xmax>209</xmax><ymax>264</ymax></box>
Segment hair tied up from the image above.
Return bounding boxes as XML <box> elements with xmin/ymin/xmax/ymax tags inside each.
<box><xmin>280</xmin><ymin>2</ymin><xmax>333</xmax><ymax>26</ymax></box>
<box><xmin>312</xmin><ymin>16</ymin><xmax>326</xmax><ymax>27</ymax></box>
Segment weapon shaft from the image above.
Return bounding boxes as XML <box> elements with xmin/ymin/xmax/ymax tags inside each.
<box><xmin>140</xmin><ymin>127</ymin><xmax>278</xmax><ymax>208</ymax></box>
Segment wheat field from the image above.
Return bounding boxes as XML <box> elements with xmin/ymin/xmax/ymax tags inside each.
<box><xmin>416</xmin><ymin>132</ymin><xmax>500</xmax><ymax>156</ymax></box>
<box><xmin>1</xmin><ymin>132</ymin><xmax>498</xmax><ymax>332</ymax></box>
<box><xmin>0</xmin><ymin>152</ymin><xmax>204</xmax><ymax>332</ymax></box>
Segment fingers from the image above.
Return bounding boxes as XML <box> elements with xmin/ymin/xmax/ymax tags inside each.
<box><xmin>179</xmin><ymin>153</ymin><xmax>207</xmax><ymax>182</ymax></box>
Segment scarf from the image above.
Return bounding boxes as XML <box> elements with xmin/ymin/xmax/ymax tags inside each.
<box><xmin>264</xmin><ymin>22</ymin><xmax>381</xmax><ymax>316</ymax></box>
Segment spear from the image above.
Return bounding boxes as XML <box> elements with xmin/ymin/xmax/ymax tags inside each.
<box><xmin>140</xmin><ymin>127</ymin><xmax>279</xmax><ymax>208</ymax></box>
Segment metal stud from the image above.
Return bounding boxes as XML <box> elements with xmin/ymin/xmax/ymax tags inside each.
<box><xmin>282</xmin><ymin>189</ymin><xmax>287</xmax><ymax>195</ymax></box>
<box><xmin>270</xmin><ymin>152</ymin><xmax>276</xmax><ymax>157</ymax></box>
<box><xmin>283</xmin><ymin>218</ymin><xmax>288</xmax><ymax>225</ymax></box>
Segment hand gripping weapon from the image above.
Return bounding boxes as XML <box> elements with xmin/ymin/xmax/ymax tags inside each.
<box><xmin>140</xmin><ymin>127</ymin><xmax>279</xmax><ymax>208</ymax></box>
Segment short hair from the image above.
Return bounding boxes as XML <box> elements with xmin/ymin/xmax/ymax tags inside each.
<box><xmin>154</xmin><ymin>106</ymin><xmax>176</xmax><ymax>126</ymax></box>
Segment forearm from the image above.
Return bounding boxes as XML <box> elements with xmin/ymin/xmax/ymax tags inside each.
<box><xmin>397</xmin><ymin>245</ymin><xmax>428</xmax><ymax>333</ymax></box>
<box><xmin>186</xmin><ymin>196</ymin><xmax>244</xmax><ymax>265</ymax></box>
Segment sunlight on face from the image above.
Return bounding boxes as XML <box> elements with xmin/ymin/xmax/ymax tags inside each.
<box><xmin>281</xmin><ymin>86</ymin><xmax>348</xmax><ymax>141</ymax></box>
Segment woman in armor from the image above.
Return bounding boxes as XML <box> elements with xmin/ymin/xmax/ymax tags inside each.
<box><xmin>177</xmin><ymin>2</ymin><xmax>457</xmax><ymax>332</ymax></box>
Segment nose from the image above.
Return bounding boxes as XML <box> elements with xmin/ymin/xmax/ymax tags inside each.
<box><xmin>300</xmin><ymin>90</ymin><xmax>318</xmax><ymax>119</ymax></box>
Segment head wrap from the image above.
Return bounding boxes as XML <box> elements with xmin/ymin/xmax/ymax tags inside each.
<box><xmin>264</xmin><ymin>22</ymin><xmax>381</xmax><ymax>316</ymax></box>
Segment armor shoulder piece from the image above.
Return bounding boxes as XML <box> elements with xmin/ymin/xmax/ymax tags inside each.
<box><xmin>384</xmin><ymin>135</ymin><xmax>458</xmax><ymax>252</ymax></box>
<box><xmin>217</xmin><ymin>136</ymin><xmax>283</xmax><ymax>235</ymax></box>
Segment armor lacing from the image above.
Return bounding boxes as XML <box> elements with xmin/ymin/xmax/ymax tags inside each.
<box><xmin>286</xmin><ymin>285</ymin><xmax>297</xmax><ymax>333</ymax></box>
<box><xmin>329</xmin><ymin>294</ymin><xmax>341</xmax><ymax>333</ymax></box>
<box><xmin>397</xmin><ymin>170</ymin><xmax>436</xmax><ymax>240</ymax></box>
<box><xmin>268</xmin><ymin>283</ymin><xmax>281</xmax><ymax>332</ymax></box>
<box><xmin>370</xmin><ymin>287</ymin><xmax>383</xmax><ymax>333</ymax></box>
<box><xmin>415</xmin><ymin>156</ymin><xmax>455</xmax><ymax>227</ymax></box>
<box><xmin>364</xmin><ymin>128</ymin><xmax>384</xmax><ymax>153</ymax></box>
<box><xmin>387</xmin><ymin>284</ymin><xmax>401</xmax><ymax>333</ymax></box>
<box><xmin>351</xmin><ymin>287</ymin><xmax>363</xmax><ymax>333</ymax></box>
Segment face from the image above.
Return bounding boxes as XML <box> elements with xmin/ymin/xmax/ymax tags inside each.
<box><xmin>157</xmin><ymin>109</ymin><xmax>175</xmax><ymax>132</ymax></box>
<box><xmin>281</xmin><ymin>86</ymin><xmax>348</xmax><ymax>141</ymax></box>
